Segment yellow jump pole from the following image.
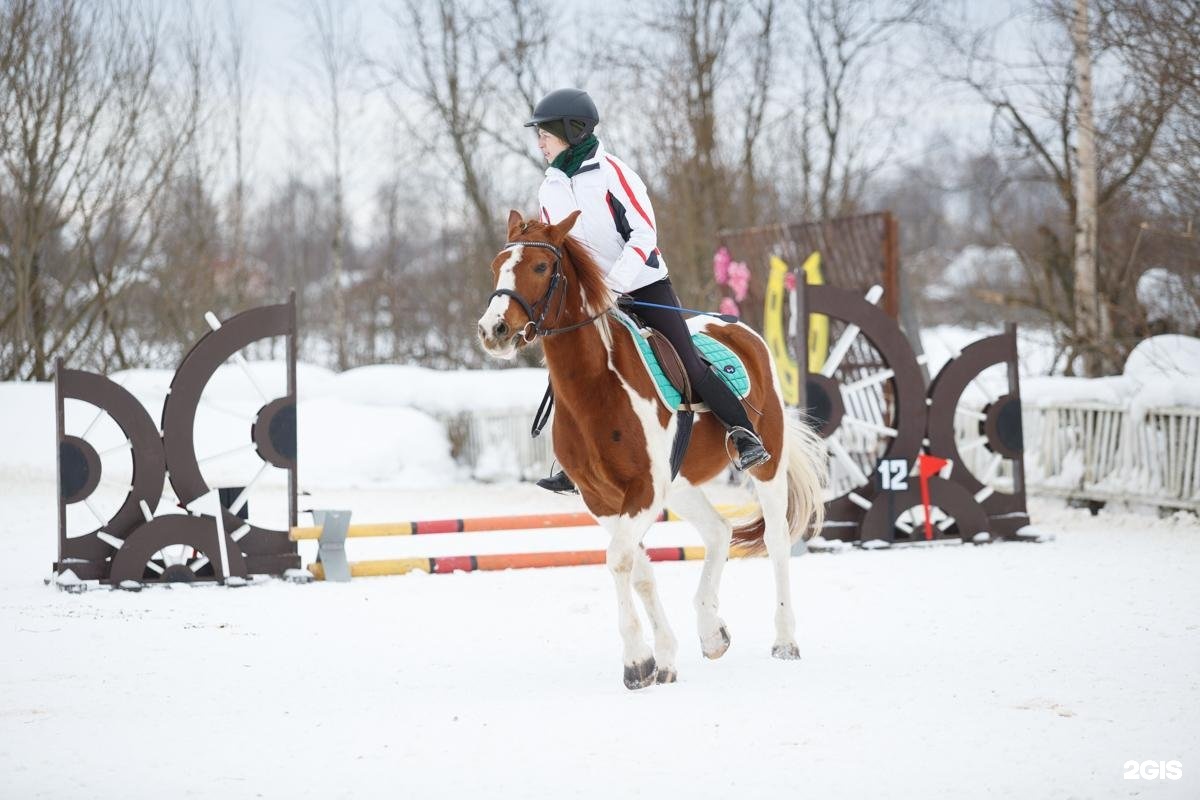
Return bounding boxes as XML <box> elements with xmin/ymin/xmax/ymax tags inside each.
<box><xmin>307</xmin><ymin>543</ymin><xmax>762</xmax><ymax>580</ymax></box>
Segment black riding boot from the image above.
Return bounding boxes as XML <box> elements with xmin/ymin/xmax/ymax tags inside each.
<box><xmin>694</xmin><ymin>367</ymin><xmax>771</xmax><ymax>471</ymax></box>
<box><xmin>537</xmin><ymin>470</ymin><xmax>577</xmax><ymax>494</ymax></box>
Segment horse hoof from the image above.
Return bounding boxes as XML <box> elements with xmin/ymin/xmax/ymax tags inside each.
<box><xmin>623</xmin><ymin>657</ymin><xmax>658</xmax><ymax>690</ymax></box>
<box><xmin>771</xmin><ymin>642</ymin><xmax>802</xmax><ymax>660</ymax></box>
<box><xmin>701</xmin><ymin>625</ymin><xmax>731</xmax><ymax>659</ymax></box>
<box><xmin>655</xmin><ymin>668</ymin><xmax>678</xmax><ymax>684</ymax></box>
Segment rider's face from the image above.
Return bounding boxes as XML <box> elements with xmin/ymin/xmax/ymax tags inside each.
<box><xmin>536</xmin><ymin>127</ymin><xmax>569</xmax><ymax>162</ymax></box>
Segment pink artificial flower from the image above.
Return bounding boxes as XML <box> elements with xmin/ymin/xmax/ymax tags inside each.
<box><xmin>784</xmin><ymin>271</ymin><xmax>798</xmax><ymax>292</ymax></box>
<box><xmin>728</xmin><ymin>260</ymin><xmax>750</xmax><ymax>302</ymax></box>
<box><xmin>718</xmin><ymin>296</ymin><xmax>740</xmax><ymax>318</ymax></box>
<box><xmin>712</xmin><ymin>246</ymin><xmax>731</xmax><ymax>285</ymax></box>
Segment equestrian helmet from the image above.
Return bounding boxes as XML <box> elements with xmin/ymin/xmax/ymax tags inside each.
<box><xmin>525</xmin><ymin>88</ymin><xmax>599</xmax><ymax>146</ymax></box>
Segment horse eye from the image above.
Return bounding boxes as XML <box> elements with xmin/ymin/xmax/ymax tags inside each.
<box><xmin>534</xmin><ymin>263</ymin><xmax>548</xmax><ymax>274</ymax></box>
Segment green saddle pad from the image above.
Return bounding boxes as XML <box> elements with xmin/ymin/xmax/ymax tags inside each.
<box><xmin>610</xmin><ymin>310</ymin><xmax>750</xmax><ymax>411</ymax></box>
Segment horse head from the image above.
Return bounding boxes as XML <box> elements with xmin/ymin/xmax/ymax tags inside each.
<box><xmin>477</xmin><ymin>209</ymin><xmax>581</xmax><ymax>360</ymax></box>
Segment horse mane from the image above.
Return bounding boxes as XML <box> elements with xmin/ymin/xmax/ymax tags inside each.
<box><xmin>561</xmin><ymin>234</ymin><xmax>615</xmax><ymax>314</ymax></box>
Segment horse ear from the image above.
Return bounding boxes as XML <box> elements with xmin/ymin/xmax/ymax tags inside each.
<box><xmin>548</xmin><ymin>210</ymin><xmax>581</xmax><ymax>244</ymax></box>
<box><xmin>507</xmin><ymin>209</ymin><xmax>524</xmax><ymax>238</ymax></box>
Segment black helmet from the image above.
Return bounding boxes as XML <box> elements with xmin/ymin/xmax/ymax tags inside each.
<box><xmin>524</xmin><ymin>88</ymin><xmax>599</xmax><ymax>145</ymax></box>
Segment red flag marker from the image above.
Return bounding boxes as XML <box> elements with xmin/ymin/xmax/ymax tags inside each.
<box><xmin>917</xmin><ymin>454</ymin><xmax>950</xmax><ymax>540</ymax></box>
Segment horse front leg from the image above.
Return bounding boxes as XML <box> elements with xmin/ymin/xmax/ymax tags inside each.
<box><xmin>599</xmin><ymin>509</ymin><xmax>659</xmax><ymax>690</ymax></box>
<box><xmin>631</xmin><ymin>546</ymin><xmax>678</xmax><ymax>683</ymax></box>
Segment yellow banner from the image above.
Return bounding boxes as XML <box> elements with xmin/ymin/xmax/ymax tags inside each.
<box><xmin>763</xmin><ymin>252</ymin><xmax>829</xmax><ymax>406</ymax></box>
<box><xmin>801</xmin><ymin>252</ymin><xmax>829</xmax><ymax>374</ymax></box>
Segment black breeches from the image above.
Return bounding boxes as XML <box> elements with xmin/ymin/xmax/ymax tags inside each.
<box><xmin>626</xmin><ymin>278</ymin><xmax>710</xmax><ymax>385</ymax></box>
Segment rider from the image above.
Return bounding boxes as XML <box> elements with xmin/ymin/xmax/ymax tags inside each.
<box><xmin>526</xmin><ymin>88</ymin><xmax>770</xmax><ymax>493</ymax></box>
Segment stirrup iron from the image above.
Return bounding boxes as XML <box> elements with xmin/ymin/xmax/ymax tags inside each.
<box><xmin>724</xmin><ymin>426</ymin><xmax>771</xmax><ymax>471</ymax></box>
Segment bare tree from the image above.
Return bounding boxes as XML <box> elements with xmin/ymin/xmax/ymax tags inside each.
<box><xmin>933</xmin><ymin>0</ymin><xmax>1189</xmax><ymax>373</ymax></box>
<box><xmin>222</xmin><ymin>0</ymin><xmax>254</xmax><ymax>288</ymax></box>
<box><xmin>739</xmin><ymin>0</ymin><xmax>776</xmax><ymax>225</ymax></box>
<box><xmin>591</xmin><ymin>0</ymin><xmax>744</xmax><ymax>300</ymax></box>
<box><xmin>380</xmin><ymin>0</ymin><xmax>497</xmax><ymax>243</ymax></box>
<box><xmin>483</xmin><ymin>0</ymin><xmax>556</xmax><ymax>172</ymax></box>
<box><xmin>0</xmin><ymin>0</ymin><xmax>201</xmax><ymax>379</ymax></box>
<box><xmin>1098</xmin><ymin>1</ymin><xmax>1199</xmax><ymax>239</ymax></box>
<box><xmin>1070</xmin><ymin>0</ymin><xmax>1103</xmax><ymax>373</ymax></box>
<box><xmin>801</xmin><ymin>0</ymin><xmax>928</xmax><ymax>220</ymax></box>
<box><xmin>301</xmin><ymin>0</ymin><xmax>360</xmax><ymax>371</ymax></box>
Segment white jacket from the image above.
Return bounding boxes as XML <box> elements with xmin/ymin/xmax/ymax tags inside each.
<box><xmin>537</xmin><ymin>140</ymin><xmax>668</xmax><ymax>294</ymax></box>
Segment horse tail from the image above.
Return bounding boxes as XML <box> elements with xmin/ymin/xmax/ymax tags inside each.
<box><xmin>730</xmin><ymin>415</ymin><xmax>828</xmax><ymax>553</ymax></box>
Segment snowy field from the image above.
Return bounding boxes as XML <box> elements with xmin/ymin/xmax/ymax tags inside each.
<box><xmin>2</xmin><ymin>327</ymin><xmax>1198</xmax><ymax>799</ymax></box>
<box><xmin>2</xmin><ymin>476</ymin><xmax>1198</xmax><ymax>799</ymax></box>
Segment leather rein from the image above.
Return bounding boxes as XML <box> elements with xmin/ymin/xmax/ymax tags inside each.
<box><xmin>487</xmin><ymin>240</ymin><xmax>607</xmax><ymax>342</ymax></box>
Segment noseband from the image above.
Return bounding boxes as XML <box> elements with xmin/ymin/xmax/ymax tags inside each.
<box><xmin>487</xmin><ymin>240</ymin><xmax>605</xmax><ymax>341</ymax></box>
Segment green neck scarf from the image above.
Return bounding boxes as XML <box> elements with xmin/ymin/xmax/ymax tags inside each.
<box><xmin>551</xmin><ymin>134</ymin><xmax>599</xmax><ymax>177</ymax></box>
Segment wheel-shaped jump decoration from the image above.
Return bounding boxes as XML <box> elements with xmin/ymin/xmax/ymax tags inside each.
<box><xmin>108</xmin><ymin>515</ymin><xmax>249</xmax><ymax>584</ymax></box>
<box><xmin>51</xmin><ymin>294</ymin><xmax>300</xmax><ymax>588</ymax></box>
<box><xmin>858</xmin><ymin>478</ymin><xmax>991</xmax><ymax>545</ymax></box>
<box><xmin>54</xmin><ymin>366</ymin><xmax>167</xmax><ymax>579</ymax></box>
<box><xmin>799</xmin><ymin>284</ymin><xmax>928</xmax><ymax>542</ymax></box>
<box><xmin>161</xmin><ymin>301</ymin><xmax>300</xmax><ymax>577</ymax></box>
<box><xmin>794</xmin><ymin>283</ymin><xmax>1031</xmax><ymax>545</ymax></box>
<box><xmin>925</xmin><ymin>325</ymin><xmax>1030</xmax><ymax>540</ymax></box>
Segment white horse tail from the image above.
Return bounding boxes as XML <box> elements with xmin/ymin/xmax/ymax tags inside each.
<box><xmin>730</xmin><ymin>415</ymin><xmax>828</xmax><ymax>552</ymax></box>
<box><xmin>784</xmin><ymin>414</ymin><xmax>828</xmax><ymax>542</ymax></box>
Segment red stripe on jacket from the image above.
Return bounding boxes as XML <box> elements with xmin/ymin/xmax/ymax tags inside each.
<box><xmin>606</xmin><ymin>157</ymin><xmax>654</xmax><ymax>230</ymax></box>
<box><xmin>632</xmin><ymin>246</ymin><xmax>647</xmax><ymax>262</ymax></box>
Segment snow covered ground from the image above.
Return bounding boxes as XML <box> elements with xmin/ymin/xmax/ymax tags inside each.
<box><xmin>2</xmin><ymin>475</ymin><xmax>1198</xmax><ymax>799</ymax></box>
<box><xmin>2</xmin><ymin>326</ymin><xmax>1198</xmax><ymax>798</ymax></box>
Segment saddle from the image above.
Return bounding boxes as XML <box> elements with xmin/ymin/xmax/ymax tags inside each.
<box><xmin>608</xmin><ymin>308</ymin><xmax>751</xmax><ymax>412</ymax></box>
<box><xmin>531</xmin><ymin>310</ymin><xmax>752</xmax><ymax>481</ymax></box>
<box><xmin>609</xmin><ymin>309</ymin><xmax>752</xmax><ymax>480</ymax></box>
<box><xmin>646</xmin><ymin>328</ymin><xmax>697</xmax><ymax>406</ymax></box>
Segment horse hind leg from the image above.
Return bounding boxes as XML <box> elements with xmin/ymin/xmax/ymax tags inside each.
<box><xmin>754</xmin><ymin>466</ymin><xmax>801</xmax><ymax>660</ymax></box>
<box><xmin>667</xmin><ymin>483</ymin><xmax>733</xmax><ymax>659</ymax></box>
<box><xmin>599</xmin><ymin>510</ymin><xmax>660</xmax><ymax>690</ymax></box>
<box><xmin>631</xmin><ymin>547</ymin><xmax>678</xmax><ymax>683</ymax></box>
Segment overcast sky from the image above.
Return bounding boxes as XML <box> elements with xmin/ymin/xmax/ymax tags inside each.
<box><xmin>192</xmin><ymin>0</ymin><xmax>1036</xmax><ymax>234</ymax></box>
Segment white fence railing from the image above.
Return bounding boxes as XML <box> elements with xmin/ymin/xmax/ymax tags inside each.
<box><xmin>438</xmin><ymin>409</ymin><xmax>554</xmax><ymax>481</ymax></box>
<box><xmin>1022</xmin><ymin>403</ymin><xmax>1200</xmax><ymax>511</ymax></box>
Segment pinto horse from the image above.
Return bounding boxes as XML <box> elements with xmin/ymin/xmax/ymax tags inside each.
<box><xmin>477</xmin><ymin>210</ymin><xmax>826</xmax><ymax>690</ymax></box>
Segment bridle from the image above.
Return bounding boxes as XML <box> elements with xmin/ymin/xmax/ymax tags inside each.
<box><xmin>487</xmin><ymin>240</ymin><xmax>606</xmax><ymax>342</ymax></box>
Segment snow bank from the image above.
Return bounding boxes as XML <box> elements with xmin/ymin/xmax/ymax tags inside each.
<box><xmin>1022</xmin><ymin>334</ymin><xmax>1200</xmax><ymax>413</ymax></box>
<box><xmin>1021</xmin><ymin>375</ymin><xmax>1130</xmax><ymax>407</ymax></box>
<box><xmin>0</xmin><ymin>361</ymin><xmax>464</xmax><ymax>490</ymax></box>
<box><xmin>0</xmin><ymin>383</ymin><xmax>56</xmax><ymax>479</ymax></box>
<box><xmin>334</xmin><ymin>364</ymin><xmax>547</xmax><ymax>416</ymax></box>
<box><xmin>1137</xmin><ymin>267</ymin><xmax>1200</xmax><ymax>330</ymax></box>
<box><xmin>1124</xmin><ymin>334</ymin><xmax>1200</xmax><ymax>379</ymax></box>
<box><xmin>927</xmin><ymin>245</ymin><xmax>1024</xmax><ymax>303</ymax></box>
<box><xmin>298</xmin><ymin>396</ymin><xmax>456</xmax><ymax>488</ymax></box>
<box><xmin>919</xmin><ymin>324</ymin><xmax>1060</xmax><ymax>379</ymax></box>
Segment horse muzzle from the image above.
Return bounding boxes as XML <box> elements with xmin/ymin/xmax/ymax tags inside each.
<box><xmin>477</xmin><ymin>317</ymin><xmax>523</xmax><ymax>359</ymax></box>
